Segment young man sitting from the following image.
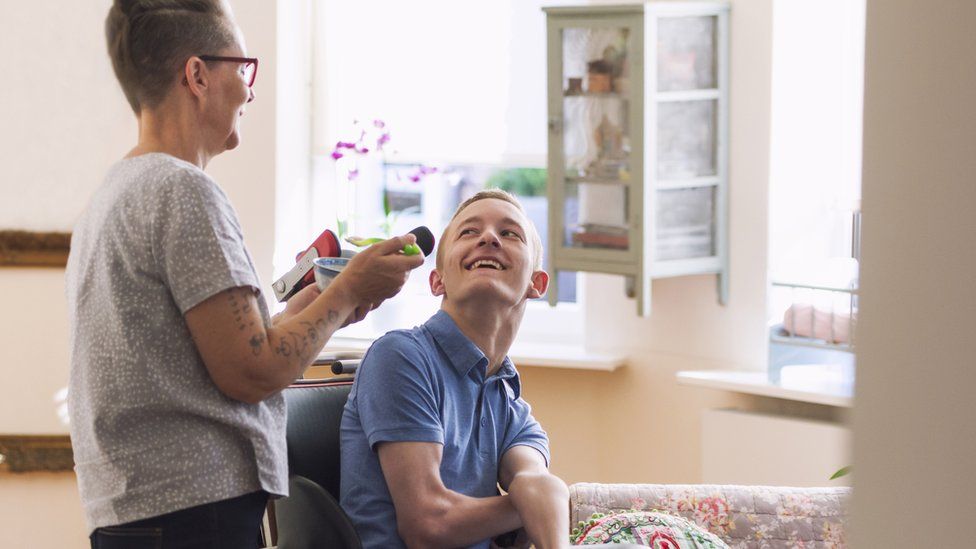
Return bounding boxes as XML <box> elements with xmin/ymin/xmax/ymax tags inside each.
<box><xmin>340</xmin><ymin>190</ymin><xmax>569</xmax><ymax>548</ymax></box>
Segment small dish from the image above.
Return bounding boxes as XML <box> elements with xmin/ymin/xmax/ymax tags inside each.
<box><xmin>313</xmin><ymin>257</ymin><xmax>350</xmax><ymax>290</ymax></box>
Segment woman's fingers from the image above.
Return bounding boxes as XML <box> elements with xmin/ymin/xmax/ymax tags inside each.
<box><xmin>337</xmin><ymin>233</ymin><xmax>426</xmax><ymax>306</ymax></box>
<box><xmin>341</xmin><ymin>303</ymin><xmax>376</xmax><ymax>327</ymax></box>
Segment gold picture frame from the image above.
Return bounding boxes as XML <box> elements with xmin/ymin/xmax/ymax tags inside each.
<box><xmin>0</xmin><ymin>230</ymin><xmax>71</xmax><ymax>267</ymax></box>
<box><xmin>0</xmin><ymin>435</ymin><xmax>74</xmax><ymax>473</ymax></box>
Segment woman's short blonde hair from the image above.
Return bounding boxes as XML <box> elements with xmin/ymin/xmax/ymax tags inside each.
<box><xmin>436</xmin><ymin>189</ymin><xmax>544</xmax><ymax>271</ymax></box>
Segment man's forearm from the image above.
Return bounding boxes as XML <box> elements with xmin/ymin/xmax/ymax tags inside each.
<box><xmin>506</xmin><ymin>472</ymin><xmax>570</xmax><ymax>549</ymax></box>
<box><xmin>406</xmin><ymin>491</ymin><xmax>523</xmax><ymax>548</ymax></box>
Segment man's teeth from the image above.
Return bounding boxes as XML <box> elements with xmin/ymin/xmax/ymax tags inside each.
<box><xmin>469</xmin><ymin>259</ymin><xmax>503</xmax><ymax>270</ymax></box>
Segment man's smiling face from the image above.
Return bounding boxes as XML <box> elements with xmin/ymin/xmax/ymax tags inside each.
<box><xmin>430</xmin><ymin>197</ymin><xmax>548</xmax><ymax>307</ymax></box>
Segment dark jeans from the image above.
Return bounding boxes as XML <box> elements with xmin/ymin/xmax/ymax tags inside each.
<box><xmin>89</xmin><ymin>491</ymin><xmax>268</xmax><ymax>549</ymax></box>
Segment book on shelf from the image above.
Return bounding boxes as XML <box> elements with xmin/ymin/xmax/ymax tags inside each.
<box><xmin>571</xmin><ymin>224</ymin><xmax>629</xmax><ymax>249</ymax></box>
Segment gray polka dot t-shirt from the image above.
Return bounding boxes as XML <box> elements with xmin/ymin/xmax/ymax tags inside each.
<box><xmin>66</xmin><ymin>153</ymin><xmax>287</xmax><ymax>532</ymax></box>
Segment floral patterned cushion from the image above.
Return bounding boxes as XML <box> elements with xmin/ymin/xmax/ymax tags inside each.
<box><xmin>571</xmin><ymin>509</ymin><xmax>730</xmax><ymax>548</ymax></box>
<box><xmin>570</xmin><ymin>483</ymin><xmax>850</xmax><ymax>549</ymax></box>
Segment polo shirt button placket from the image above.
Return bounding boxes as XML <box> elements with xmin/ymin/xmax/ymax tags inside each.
<box><xmin>479</xmin><ymin>384</ymin><xmax>490</xmax><ymax>459</ymax></box>
<box><xmin>479</xmin><ymin>410</ymin><xmax>489</xmax><ymax>458</ymax></box>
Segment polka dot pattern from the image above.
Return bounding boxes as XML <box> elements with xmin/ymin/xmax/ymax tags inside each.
<box><xmin>66</xmin><ymin>153</ymin><xmax>287</xmax><ymax>531</ymax></box>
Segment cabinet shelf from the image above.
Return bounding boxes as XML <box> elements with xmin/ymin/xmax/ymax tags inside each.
<box><xmin>545</xmin><ymin>2</ymin><xmax>730</xmax><ymax>316</ymax></box>
<box><xmin>565</xmin><ymin>175</ymin><xmax>630</xmax><ymax>185</ymax></box>
<box><xmin>656</xmin><ymin>89</ymin><xmax>721</xmax><ymax>102</ymax></box>
<box><xmin>656</xmin><ymin>177</ymin><xmax>721</xmax><ymax>190</ymax></box>
<box><xmin>564</xmin><ymin>92</ymin><xmax>629</xmax><ymax>99</ymax></box>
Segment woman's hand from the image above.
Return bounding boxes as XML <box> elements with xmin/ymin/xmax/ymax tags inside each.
<box><xmin>273</xmin><ymin>283</ymin><xmax>322</xmax><ymax>325</ymax></box>
<box><xmin>342</xmin><ymin>303</ymin><xmax>375</xmax><ymax>328</ymax></box>
<box><xmin>331</xmin><ymin>234</ymin><xmax>426</xmax><ymax>311</ymax></box>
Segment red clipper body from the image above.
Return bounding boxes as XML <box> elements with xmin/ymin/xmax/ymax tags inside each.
<box><xmin>272</xmin><ymin>229</ymin><xmax>341</xmax><ymax>302</ymax></box>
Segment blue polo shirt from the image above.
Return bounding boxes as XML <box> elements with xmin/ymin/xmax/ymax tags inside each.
<box><xmin>339</xmin><ymin>310</ymin><xmax>550</xmax><ymax>549</ymax></box>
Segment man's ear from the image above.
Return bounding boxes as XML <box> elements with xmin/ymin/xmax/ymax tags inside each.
<box><xmin>183</xmin><ymin>56</ymin><xmax>210</xmax><ymax>99</ymax></box>
<box><xmin>526</xmin><ymin>270</ymin><xmax>549</xmax><ymax>299</ymax></box>
<box><xmin>430</xmin><ymin>269</ymin><xmax>446</xmax><ymax>297</ymax></box>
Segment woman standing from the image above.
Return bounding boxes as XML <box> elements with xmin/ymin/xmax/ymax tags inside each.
<box><xmin>66</xmin><ymin>1</ymin><xmax>423</xmax><ymax>547</ymax></box>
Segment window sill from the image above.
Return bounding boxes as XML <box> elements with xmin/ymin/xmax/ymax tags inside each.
<box><xmin>321</xmin><ymin>337</ymin><xmax>625</xmax><ymax>371</ymax></box>
<box><xmin>676</xmin><ymin>367</ymin><xmax>854</xmax><ymax>408</ymax></box>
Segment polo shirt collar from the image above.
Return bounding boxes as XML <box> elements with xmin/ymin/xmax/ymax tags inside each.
<box><xmin>426</xmin><ymin>310</ymin><xmax>489</xmax><ymax>379</ymax></box>
<box><xmin>426</xmin><ymin>311</ymin><xmax>521</xmax><ymax>394</ymax></box>
<box><xmin>494</xmin><ymin>356</ymin><xmax>522</xmax><ymax>399</ymax></box>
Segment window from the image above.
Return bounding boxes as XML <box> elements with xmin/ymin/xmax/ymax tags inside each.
<box><xmin>276</xmin><ymin>0</ymin><xmax>582</xmax><ymax>342</ymax></box>
<box><xmin>767</xmin><ymin>0</ymin><xmax>865</xmax><ymax>383</ymax></box>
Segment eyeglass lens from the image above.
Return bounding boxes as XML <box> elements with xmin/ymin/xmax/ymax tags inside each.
<box><xmin>242</xmin><ymin>63</ymin><xmax>256</xmax><ymax>87</ymax></box>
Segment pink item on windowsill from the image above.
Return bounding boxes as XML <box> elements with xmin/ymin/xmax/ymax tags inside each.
<box><xmin>782</xmin><ymin>303</ymin><xmax>855</xmax><ymax>344</ymax></box>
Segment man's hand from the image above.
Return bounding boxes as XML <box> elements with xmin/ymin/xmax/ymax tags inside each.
<box><xmin>491</xmin><ymin>527</ymin><xmax>532</xmax><ymax>549</ymax></box>
<box><xmin>500</xmin><ymin>446</ymin><xmax>570</xmax><ymax>549</ymax></box>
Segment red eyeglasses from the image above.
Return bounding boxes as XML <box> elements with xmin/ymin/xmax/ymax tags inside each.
<box><xmin>199</xmin><ymin>55</ymin><xmax>259</xmax><ymax>88</ymax></box>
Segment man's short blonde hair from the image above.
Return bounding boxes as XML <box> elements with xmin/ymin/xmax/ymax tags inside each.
<box><xmin>436</xmin><ymin>189</ymin><xmax>544</xmax><ymax>271</ymax></box>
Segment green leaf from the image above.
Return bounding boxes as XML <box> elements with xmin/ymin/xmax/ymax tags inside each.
<box><xmin>484</xmin><ymin>168</ymin><xmax>548</xmax><ymax>197</ymax></box>
<box><xmin>830</xmin><ymin>466</ymin><xmax>852</xmax><ymax>480</ymax></box>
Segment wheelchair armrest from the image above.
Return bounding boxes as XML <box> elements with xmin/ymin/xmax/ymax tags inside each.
<box><xmin>274</xmin><ymin>475</ymin><xmax>362</xmax><ymax>549</ymax></box>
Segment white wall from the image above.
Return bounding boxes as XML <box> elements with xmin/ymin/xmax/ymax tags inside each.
<box><xmin>852</xmin><ymin>0</ymin><xmax>976</xmax><ymax>546</ymax></box>
<box><xmin>1</xmin><ymin>474</ymin><xmax>88</xmax><ymax>548</ymax></box>
<box><xmin>0</xmin><ymin>1</ymin><xmax>135</xmax><ymax>233</ymax></box>
<box><xmin>0</xmin><ymin>1</ymin><xmax>277</xmax><ymax>546</ymax></box>
<box><xmin>702</xmin><ymin>409</ymin><xmax>851</xmax><ymax>487</ymax></box>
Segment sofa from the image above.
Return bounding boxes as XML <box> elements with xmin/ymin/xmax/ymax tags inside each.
<box><xmin>570</xmin><ymin>483</ymin><xmax>850</xmax><ymax>548</ymax></box>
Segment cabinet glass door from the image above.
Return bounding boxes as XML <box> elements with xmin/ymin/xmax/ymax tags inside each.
<box><xmin>655</xmin><ymin>186</ymin><xmax>715</xmax><ymax>260</ymax></box>
<box><xmin>560</xmin><ymin>25</ymin><xmax>635</xmax><ymax>252</ymax></box>
<box><xmin>657</xmin><ymin>15</ymin><xmax>717</xmax><ymax>92</ymax></box>
<box><xmin>654</xmin><ymin>14</ymin><xmax>721</xmax><ymax>262</ymax></box>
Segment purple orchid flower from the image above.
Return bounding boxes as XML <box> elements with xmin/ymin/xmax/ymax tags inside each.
<box><xmin>331</xmin><ymin>120</ymin><xmax>393</xmax><ymax>163</ymax></box>
<box><xmin>406</xmin><ymin>165</ymin><xmax>439</xmax><ymax>182</ymax></box>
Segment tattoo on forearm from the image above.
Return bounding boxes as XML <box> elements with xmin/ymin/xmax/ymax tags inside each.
<box><xmin>228</xmin><ymin>289</ymin><xmax>255</xmax><ymax>331</ymax></box>
<box><xmin>327</xmin><ymin>310</ymin><xmax>339</xmax><ymax>326</ymax></box>
<box><xmin>290</xmin><ymin>331</ymin><xmax>308</xmax><ymax>356</ymax></box>
<box><xmin>248</xmin><ymin>333</ymin><xmax>266</xmax><ymax>356</ymax></box>
<box><xmin>273</xmin><ymin>335</ymin><xmax>293</xmax><ymax>357</ymax></box>
<box><xmin>229</xmin><ymin>291</ymin><xmax>242</xmax><ymax>330</ymax></box>
<box><xmin>270</xmin><ymin>331</ymin><xmax>308</xmax><ymax>359</ymax></box>
<box><xmin>268</xmin><ymin>317</ymin><xmax>330</xmax><ymax>362</ymax></box>
<box><xmin>301</xmin><ymin>321</ymin><xmax>318</xmax><ymax>343</ymax></box>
